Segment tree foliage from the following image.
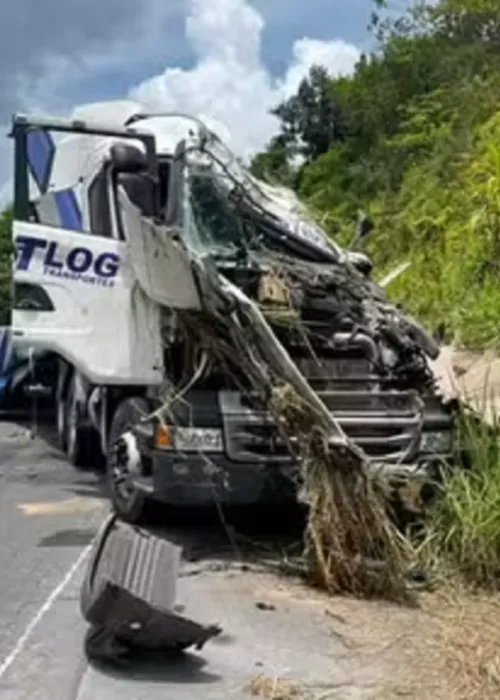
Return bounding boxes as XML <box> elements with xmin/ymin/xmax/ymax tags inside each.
<box><xmin>272</xmin><ymin>65</ymin><xmax>347</xmax><ymax>161</ymax></box>
<box><xmin>252</xmin><ymin>0</ymin><xmax>500</xmax><ymax>348</ymax></box>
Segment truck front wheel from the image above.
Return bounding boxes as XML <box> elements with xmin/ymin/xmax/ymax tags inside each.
<box><xmin>106</xmin><ymin>397</ymin><xmax>152</xmax><ymax>524</ymax></box>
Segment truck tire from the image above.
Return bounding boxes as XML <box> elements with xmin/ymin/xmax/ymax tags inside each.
<box><xmin>65</xmin><ymin>375</ymin><xmax>102</xmax><ymax>470</ymax></box>
<box><xmin>106</xmin><ymin>396</ymin><xmax>152</xmax><ymax>524</ymax></box>
<box><xmin>56</xmin><ymin>393</ymin><xmax>68</xmax><ymax>453</ymax></box>
<box><xmin>65</xmin><ymin>375</ymin><xmax>93</xmax><ymax>469</ymax></box>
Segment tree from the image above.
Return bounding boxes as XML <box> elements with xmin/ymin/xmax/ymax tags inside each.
<box><xmin>254</xmin><ymin>0</ymin><xmax>500</xmax><ymax>347</ymax></box>
<box><xmin>429</xmin><ymin>0</ymin><xmax>500</xmax><ymax>46</ymax></box>
<box><xmin>271</xmin><ymin>65</ymin><xmax>348</xmax><ymax>161</ymax></box>
<box><xmin>250</xmin><ymin>135</ymin><xmax>294</xmax><ymax>185</ymax></box>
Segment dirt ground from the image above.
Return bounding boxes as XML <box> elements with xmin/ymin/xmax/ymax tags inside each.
<box><xmin>347</xmin><ymin>345</ymin><xmax>500</xmax><ymax>700</ymax></box>
<box><xmin>346</xmin><ymin>589</ymin><xmax>500</xmax><ymax>700</ymax></box>
<box><xmin>243</xmin><ymin>574</ymin><xmax>500</xmax><ymax>700</ymax></box>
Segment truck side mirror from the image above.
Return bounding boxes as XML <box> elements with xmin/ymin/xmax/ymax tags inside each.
<box><xmin>111</xmin><ymin>144</ymin><xmax>157</xmax><ymax>219</ymax></box>
<box><xmin>110</xmin><ymin>144</ymin><xmax>147</xmax><ymax>173</ymax></box>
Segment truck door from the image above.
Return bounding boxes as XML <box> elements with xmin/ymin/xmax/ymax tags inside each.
<box><xmin>10</xmin><ymin>117</ymin><xmax>163</xmax><ymax>386</ymax></box>
<box><xmin>114</xmin><ymin>142</ymin><xmax>201</xmax><ymax>312</ymax></box>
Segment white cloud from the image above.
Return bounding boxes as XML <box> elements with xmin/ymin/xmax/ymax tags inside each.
<box><xmin>281</xmin><ymin>38</ymin><xmax>361</xmax><ymax>97</ymax></box>
<box><xmin>0</xmin><ymin>0</ymin><xmax>185</xmax><ymax>205</ymax></box>
<box><xmin>0</xmin><ymin>0</ymin><xmax>185</xmax><ymax>120</ymax></box>
<box><xmin>131</xmin><ymin>0</ymin><xmax>361</xmax><ymax>158</ymax></box>
<box><xmin>0</xmin><ymin>0</ymin><xmax>361</xmax><ymax>206</ymax></box>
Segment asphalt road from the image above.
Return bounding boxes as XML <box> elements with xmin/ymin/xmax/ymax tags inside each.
<box><xmin>0</xmin><ymin>421</ymin><xmax>397</xmax><ymax>700</ymax></box>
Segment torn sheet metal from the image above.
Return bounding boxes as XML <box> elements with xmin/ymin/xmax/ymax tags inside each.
<box><xmin>118</xmin><ymin>187</ymin><xmax>202</xmax><ymax>311</ymax></box>
<box><xmin>429</xmin><ymin>345</ymin><xmax>500</xmax><ymax>426</ymax></box>
<box><xmin>80</xmin><ymin>515</ymin><xmax>221</xmax><ymax>660</ymax></box>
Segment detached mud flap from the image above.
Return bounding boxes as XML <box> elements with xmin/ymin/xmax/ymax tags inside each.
<box><xmin>80</xmin><ymin>515</ymin><xmax>221</xmax><ymax>662</ymax></box>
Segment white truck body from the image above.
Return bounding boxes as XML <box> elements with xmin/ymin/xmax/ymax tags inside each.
<box><xmin>12</xmin><ymin>100</ymin><xmax>346</xmax><ymax>386</ymax></box>
<box><xmin>7</xmin><ymin>101</ymin><xmax>454</xmax><ymax>521</ymax></box>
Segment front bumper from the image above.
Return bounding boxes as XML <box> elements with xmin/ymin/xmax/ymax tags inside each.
<box><xmin>138</xmin><ymin>388</ymin><xmax>455</xmax><ymax>508</ymax></box>
<box><xmin>150</xmin><ymin>452</ymin><xmax>299</xmax><ymax>506</ymax></box>
<box><xmin>145</xmin><ymin>448</ymin><xmax>452</xmax><ymax>508</ymax></box>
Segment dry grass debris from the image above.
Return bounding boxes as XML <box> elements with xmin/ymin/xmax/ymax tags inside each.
<box><xmin>271</xmin><ymin>384</ymin><xmax>413</xmax><ymax>602</ymax></box>
<box><xmin>249</xmin><ymin>675</ymin><xmax>299</xmax><ymax>700</ymax></box>
<box><xmin>428</xmin><ymin>590</ymin><xmax>500</xmax><ymax>700</ymax></box>
<box><xmin>374</xmin><ymin>589</ymin><xmax>500</xmax><ymax>700</ymax></box>
<box><xmin>184</xmin><ymin>260</ymin><xmax>417</xmax><ymax>602</ymax></box>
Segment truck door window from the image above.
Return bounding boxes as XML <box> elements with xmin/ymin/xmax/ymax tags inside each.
<box><xmin>88</xmin><ymin>168</ymin><xmax>112</xmax><ymax>238</ymax></box>
<box><xmin>111</xmin><ymin>155</ymin><xmax>170</xmax><ymax>241</ymax></box>
<box><xmin>17</xmin><ymin>126</ymin><xmax>114</xmax><ymax>238</ymax></box>
<box><xmin>13</xmin><ymin>118</ymin><xmax>159</xmax><ymax>240</ymax></box>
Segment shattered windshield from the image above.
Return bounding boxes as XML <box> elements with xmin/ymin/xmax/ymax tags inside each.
<box><xmin>185</xmin><ymin>173</ymin><xmax>248</xmax><ymax>259</ymax></box>
<box><xmin>177</xmin><ymin>122</ymin><xmax>341</xmax><ymax>262</ymax></box>
<box><xmin>185</xmin><ymin>167</ymin><xmax>337</xmax><ymax>264</ymax></box>
<box><xmin>205</xmin><ymin>134</ymin><xmax>341</xmax><ymax>261</ymax></box>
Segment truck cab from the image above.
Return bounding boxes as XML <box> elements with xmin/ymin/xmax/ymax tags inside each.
<box><xmin>9</xmin><ymin>101</ymin><xmax>455</xmax><ymax>523</ymax></box>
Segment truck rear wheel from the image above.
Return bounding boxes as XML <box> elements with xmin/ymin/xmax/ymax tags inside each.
<box><xmin>66</xmin><ymin>375</ymin><xmax>93</xmax><ymax>469</ymax></box>
<box><xmin>106</xmin><ymin>396</ymin><xmax>152</xmax><ymax>524</ymax></box>
<box><xmin>56</xmin><ymin>393</ymin><xmax>68</xmax><ymax>453</ymax></box>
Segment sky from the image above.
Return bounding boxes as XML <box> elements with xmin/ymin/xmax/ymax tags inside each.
<box><xmin>0</xmin><ymin>0</ymin><xmax>410</xmax><ymax>200</ymax></box>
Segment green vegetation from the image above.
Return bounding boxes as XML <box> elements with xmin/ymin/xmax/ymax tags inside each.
<box><xmin>253</xmin><ymin>0</ymin><xmax>500</xmax><ymax>590</ymax></box>
<box><xmin>419</xmin><ymin>406</ymin><xmax>500</xmax><ymax>588</ymax></box>
<box><xmin>252</xmin><ymin>0</ymin><xmax>500</xmax><ymax>349</ymax></box>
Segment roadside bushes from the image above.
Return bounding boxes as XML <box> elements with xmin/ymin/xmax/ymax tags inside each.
<box><xmin>420</xmin><ymin>403</ymin><xmax>500</xmax><ymax>589</ymax></box>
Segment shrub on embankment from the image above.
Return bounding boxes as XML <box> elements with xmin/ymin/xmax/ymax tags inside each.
<box><xmin>252</xmin><ymin>0</ymin><xmax>500</xmax><ymax>590</ymax></box>
<box><xmin>253</xmin><ymin>0</ymin><xmax>500</xmax><ymax>350</ymax></box>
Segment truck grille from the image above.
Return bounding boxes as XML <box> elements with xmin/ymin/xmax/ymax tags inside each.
<box><xmin>220</xmin><ymin>328</ymin><xmax>451</xmax><ymax>466</ymax></box>
<box><xmin>220</xmin><ymin>388</ymin><xmax>424</xmax><ymax>465</ymax></box>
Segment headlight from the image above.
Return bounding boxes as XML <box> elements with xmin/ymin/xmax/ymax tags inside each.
<box><xmin>155</xmin><ymin>425</ymin><xmax>224</xmax><ymax>453</ymax></box>
<box><xmin>175</xmin><ymin>427</ymin><xmax>224</xmax><ymax>452</ymax></box>
<box><xmin>420</xmin><ymin>430</ymin><xmax>452</xmax><ymax>454</ymax></box>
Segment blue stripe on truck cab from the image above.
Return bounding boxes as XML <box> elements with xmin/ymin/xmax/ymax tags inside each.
<box><xmin>26</xmin><ymin>129</ymin><xmax>55</xmax><ymax>194</ymax></box>
<box><xmin>54</xmin><ymin>189</ymin><xmax>83</xmax><ymax>231</ymax></box>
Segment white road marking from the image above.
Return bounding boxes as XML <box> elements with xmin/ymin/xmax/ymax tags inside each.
<box><xmin>0</xmin><ymin>541</ymin><xmax>94</xmax><ymax>681</ymax></box>
<box><xmin>19</xmin><ymin>497</ymin><xmax>104</xmax><ymax>516</ymax></box>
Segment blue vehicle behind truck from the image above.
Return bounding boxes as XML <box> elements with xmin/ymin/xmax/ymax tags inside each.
<box><xmin>0</xmin><ymin>325</ymin><xmax>56</xmax><ymax>416</ymax></box>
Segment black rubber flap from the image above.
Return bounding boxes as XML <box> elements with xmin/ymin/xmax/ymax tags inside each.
<box><xmin>80</xmin><ymin>514</ymin><xmax>221</xmax><ymax>651</ymax></box>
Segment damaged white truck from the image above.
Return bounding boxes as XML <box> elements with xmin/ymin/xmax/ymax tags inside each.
<box><xmin>10</xmin><ymin>101</ymin><xmax>455</xmax><ymax>524</ymax></box>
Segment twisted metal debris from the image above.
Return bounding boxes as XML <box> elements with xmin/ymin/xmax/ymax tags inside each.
<box><xmin>118</xmin><ymin>123</ymin><xmax>453</xmax><ymax>600</ymax></box>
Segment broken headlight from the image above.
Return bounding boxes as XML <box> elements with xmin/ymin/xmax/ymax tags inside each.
<box><xmin>155</xmin><ymin>425</ymin><xmax>224</xmax><ymax>453</ymax></box>
<box><xmin>419</xmin><ymin>430</ymin><xmax>452</xmax><ymax>455</ymax></box>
